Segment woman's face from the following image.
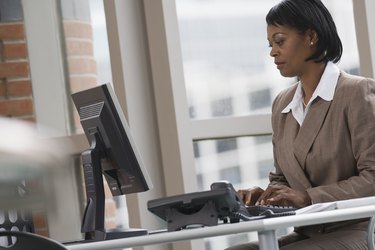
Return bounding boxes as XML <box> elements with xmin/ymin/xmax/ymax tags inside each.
<box><xmin>267</xmin><ymin>24</ymin><xmax>315</xmax><ymax>78</ymax></box>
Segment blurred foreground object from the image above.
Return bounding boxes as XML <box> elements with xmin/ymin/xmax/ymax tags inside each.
<box><xmin>0</xmin><ymin>117</ymin><xmax>69</xmax><ymax>211</ymax></box>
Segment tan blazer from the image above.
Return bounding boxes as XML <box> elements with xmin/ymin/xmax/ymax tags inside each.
<box><xmin>270</xmin><ymin>71</ymin><xmax>375</xmax><ymax>233</ymax></box>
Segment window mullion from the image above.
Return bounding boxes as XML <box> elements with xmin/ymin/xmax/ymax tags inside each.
<box><xmin>22</xmin><ymin>0</ymin><xmax>71</xmax><ymax>136</ymax></box>
<box><xmin>353</xmin><ymin>0</ymin><xmax>375</xmax><ymax>78</ymax></box>
<box><xmin>191</xmin><ymin>114</ymin><xmax>272</xmax><ymax>141</ymax></box>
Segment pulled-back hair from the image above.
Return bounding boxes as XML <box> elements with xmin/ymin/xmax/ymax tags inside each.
<box><xmin>266</xmin><ymin>0</ymin><xmax>342</xmax><ymax>63</ymax></box>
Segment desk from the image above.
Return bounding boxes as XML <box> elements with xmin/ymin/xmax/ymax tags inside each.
<box><xmin>66</xmin><ymin>204</ymin><xmax>375</xmax><ymax>250</ymax></box>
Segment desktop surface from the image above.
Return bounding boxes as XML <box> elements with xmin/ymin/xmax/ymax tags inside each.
<box><xmin>65</xmin><ymin>204</ymin><xmax>375</xmax><ymax>250</ymax></box>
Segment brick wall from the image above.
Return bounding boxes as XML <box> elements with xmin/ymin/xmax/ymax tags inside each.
<box><xmin>0</xmin><ymin>22</ymin><xmax>34</xmax><ymax>121</ymax></box>
<box><xmin>63</xmin><ymin>20</ymin><xmax>97</xmax><ymax>130</ymax></box>
<box><xmin>64</xmin><ymin>20</ymin><xmax>97</xmax><ymax>93</ymax></box>
<box><xmin>0</xmin><ymin>19</ymin><xmax>51</xmax><ymax>237</ymax></box>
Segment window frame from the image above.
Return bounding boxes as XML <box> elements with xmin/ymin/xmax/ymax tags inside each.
<box><xmin>353</xmin><ymin>0</ymin><xmax>375</xmax><ymax>78</ymax></box>
<box><xmin>21</xmin><ymin>0</ymin><xmax>83</xmax><ymax>242</ymax></box>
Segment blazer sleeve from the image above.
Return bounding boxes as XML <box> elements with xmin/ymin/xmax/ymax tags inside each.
<box><xmin>269</xmin><ymin>89</ymin><xmax>289</xmax><ymax>186</ymax></box>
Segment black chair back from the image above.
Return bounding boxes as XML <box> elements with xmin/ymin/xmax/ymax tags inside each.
<box><xmin>0</xmin><ymin>231</ymin><xmax>67</xmax><ymax>250</ymax></box>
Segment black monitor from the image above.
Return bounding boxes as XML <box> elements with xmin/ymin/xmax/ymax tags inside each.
<box><xmin>71</xmin><ymin>83</ymin><xmax>152</xmax><ymax>241</ymax></box>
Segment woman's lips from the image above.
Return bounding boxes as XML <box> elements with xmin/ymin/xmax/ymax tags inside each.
<box><xmin>275</xmin><ymin>62</ymin><xmax>285</xmax><ymax>70</ymax></box>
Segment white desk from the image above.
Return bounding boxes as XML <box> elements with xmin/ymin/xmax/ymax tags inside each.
<box><xmin>66</xmin><ymin>204</ymin><xmax>375</xmax><ymax>250</ymax></box>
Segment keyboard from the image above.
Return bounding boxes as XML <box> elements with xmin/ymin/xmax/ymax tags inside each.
<box><xmin>246</xmin><ymin>205</ymin><xmax>296</xmax><ymax>217</ymax></box>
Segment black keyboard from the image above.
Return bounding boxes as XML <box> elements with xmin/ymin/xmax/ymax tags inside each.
<box><xmin>246</xmin><ymin>205</ymin><xmax>296</xmax><ymax>217</ymax></box>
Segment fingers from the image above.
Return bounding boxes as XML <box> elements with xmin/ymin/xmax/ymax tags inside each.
<box><xmin>255</xmin><ymin>185</ymin><xmax>311</xmax><ymax>208</ymax></box>
<box><xmin>237</xmin><ymin>187</ymin><xmax>264</xmax><ymax>206</ymax></box>
<box><xmin>237</xmin><ymin>185</ymin><xmax>309</xmax><ymax>207</ymax></box>
<box><xmin>256</xmin><ymin>184</ymin><xmax>290</xmax><ymax>206</ymax></box>
<box><xmin>237</xmin><ymin>189</ymin><xmax>251</xmax><ymax>205</ymax></box>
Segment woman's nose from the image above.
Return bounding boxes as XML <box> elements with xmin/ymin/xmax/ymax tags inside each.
<box><xmin>269</xmin><ymin>46</ymin><xmax>278</xmax><ymax>57</ymax></box>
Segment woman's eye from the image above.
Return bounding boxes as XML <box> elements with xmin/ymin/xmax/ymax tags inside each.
<box><xmin>268</xmin><ymin>40</ymin><xmax>284</xmax><ymax>48</ymax></box>
<box><xmin>275</xmin><ymin>40</ymin><xmax>283</xmax><ymax>46</ymax></box>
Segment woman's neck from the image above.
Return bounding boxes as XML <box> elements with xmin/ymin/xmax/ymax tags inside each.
<box><xmin>299</xmin><ymin>62</ymin><xmax>326</xmax><ymax>103</ymax></box>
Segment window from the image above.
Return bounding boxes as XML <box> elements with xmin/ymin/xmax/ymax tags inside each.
<box><xmin>216</xmin><ymin>138</ymin><xmax>237</xmax><ymax>153</ymax></box>
<box><xmin>194</xmin><ymin>135</ymin><xmax>272</xmax><ymax>191</ymax></box>
<box><xmin>211</xmin><ymin>97</ymin><xmax>233</xmax><ymax>117</ymax></box>
<box><xmin>220</xmin><ymin>166</ymin><xmax>241</xmax><ymax>185</ymax></box>
<box><xmin>176</xmin><ymin>0</ymin><xmax>360</xmax><ymax>248</ymax></box>
<box><xmin>249</xmin><ymin>88</ymin><xmax>271</xmax><ymax>111</ymax></box>
<box><xmin>20</xmin><ymin>0</ymin><xmax>119</xmax><ymax>242</ymax></box>
<box><xmin>177</xmin><ymin>0</ymin><xmax>293</xmax><ymax>120</ymax></box>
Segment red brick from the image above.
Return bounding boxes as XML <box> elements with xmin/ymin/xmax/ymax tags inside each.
<box><xmin>73</xmin><ymin>112</ymin><xmax>82</xmax><ymax>133</ymax></box>
<box><xmin>70</xmin><ymin>75</ymin><xmax>97</xmax><ymax>93</ymax></box>
<box><xmin>105</xmin><ymin>199</ymin><xmax>116</xmax><ymax>218</ymax></box>
<box><xmin>33</xmin><ymin>212</ymin><xmax>48</xmax><ymax>229</ymax></box>
<box><xmin>0</xmin><ymin>98</ymin><xmax>34</xmax><ymax>116</ymax></box>
<box><xmin>105</xmin><ymin>199</ymin><xmax>117</xmax><ymax>229</ymax></box>
<box><xmin>68</xmin><ymin>57</ymin><xmax>96</xmax><ymax>74</ymax></box>
<box><xmin>66</xmin><ymin>39</ymin><xmax>93</xmax><ymax>56</ymax></box>
<box><xmin>3</xmin><ymin>42</ymin><xmax>27</xmax><ymax>59</ymax></box>
<box><xmin>32</xmin><ymin>211</ymin><xmax>49</xmax><ymax>236</ymax></box>
<box><xmin>104</xmin><ymin>181</ymin><xmax>112</xmax><ymax>197</ymax></box>
<box><xmin>35</xmin><ymin>229</ymin><xmax>49</xmax><ymax>237</ymax></box>
<box><xmin>63</xmin><ymin>21</ymin><xmax>92</xmax><ymax>39</ymax></box>
<box><xmin>6</xmin><ymin>80</ymin><xmax>32</xmax><ymax>96</ymax></box>
<box><xmin>0</xmin><ymin>23</ymin><xmax>24</xmax><ymax>40</ymax></box>
<box><xmin>21</xmin><ymin>116</ymin><xmax>35</xmax><ymax>123</ymax></box>
<box><xmin>0</xmin><ymin>61</ymin><xmax>29</xmax><ymax>78</ymax></box>
<box><xmin>0</xmin><ymin>82</ymin><xmax>4</xmax><ymax>97</ymax></box>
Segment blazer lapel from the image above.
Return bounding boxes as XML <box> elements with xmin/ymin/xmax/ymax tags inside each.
<box><xmin>293</xmin><ymin>98</ymin><xmax>332</xmax><ymax>169</ymax></box>
<box><xmin>279</xmin><ymin>113</ymin><xmax>312</xmax><ymax>191</ymax></box>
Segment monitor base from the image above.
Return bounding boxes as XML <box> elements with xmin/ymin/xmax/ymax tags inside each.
<box><xmin>105</xmin><ymin>228</ymin><xmax>148</xmax><ymax>240</ymax></box>
<box><xmin>64</xmin><ymin>228</ymin><xmax>148</xmax><ymax>245</ymax></box>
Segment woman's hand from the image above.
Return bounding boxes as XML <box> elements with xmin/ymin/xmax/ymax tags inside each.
<box><xmin>237</xmin><ymin>187</ymin><xmax>264</xmax><ymax>206</ymax></box>
<box><xmin>257</xmin><ymin>184</ymin><xmax>312</xmax><ymax>208</ymax></box>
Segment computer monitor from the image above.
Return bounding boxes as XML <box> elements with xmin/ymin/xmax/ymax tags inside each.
<box><xmin>71</xmin><ymin>83</ymin><xmax>152</xmax><ymax>241</ymax></box>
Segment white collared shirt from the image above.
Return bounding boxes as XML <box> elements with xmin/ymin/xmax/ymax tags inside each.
<box><xmin>281</xmin><ymin>61</ymin><xmax>340</xmax><ymax>126</ymax></box>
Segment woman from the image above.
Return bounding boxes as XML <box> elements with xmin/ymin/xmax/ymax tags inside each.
<box><xmin>227</xmin><ymin>0</ymin><xmax>375</xmax><ymax>249</ymax></box>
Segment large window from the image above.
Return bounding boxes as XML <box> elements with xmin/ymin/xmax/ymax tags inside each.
<box><xmin>176</xmin><ymin>0</ymin><xmax>360</xmax><ymax>248</ymax></box>
<box><xmin>176</xmin><ymin>0</ymin><xmax>291</xmax><ymax>120</ymax></box>
<box><xmin>177</xmin><ymin>0</ymin><xmax>359</xmax><ymax>120</ymax></box>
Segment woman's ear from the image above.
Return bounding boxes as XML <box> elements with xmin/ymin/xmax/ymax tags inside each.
<box><xmin>309</xmin><ymin>29</ymin><xmax>319</xmax><ymax>46</ymax></box>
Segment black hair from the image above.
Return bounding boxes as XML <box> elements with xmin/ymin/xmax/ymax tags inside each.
<box><xmin>266</xmin><ymin>0</ymin><xmax>342</xmax><ymax>63</ymax></box>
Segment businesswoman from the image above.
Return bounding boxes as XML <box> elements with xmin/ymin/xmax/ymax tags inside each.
<box><xmin>227</xmin><ymin>0</ymin><xmax>375</xmax><ymax>249</ymax></box>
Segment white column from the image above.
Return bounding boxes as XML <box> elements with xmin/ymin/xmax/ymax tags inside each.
<box><xmin>142</xmin><ymin>0</ymin><xmax>203</xmax><ymax>249</ymax></box>
<box><xmin>21</xmin><ymin>0</ymin><xmax>72</xmax><ymax>136</ymax></box>
<box><xmin>104</xmin><ymin>0</ymin><xmax>172</xmax><ymax>249</ymax></box>
<box><xmin>353</xmin><ymin>0</ymin><xmax>375</xmax><ymax>78</ymax></box>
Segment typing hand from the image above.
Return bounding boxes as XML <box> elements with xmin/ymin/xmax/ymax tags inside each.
<box><xmin>237</xmin><ymin>187</ymin><xmax>264</xmax><ymax>206</ymax></box>
<box><xmin>256</xmin><ymin>184</ymin><xmax>311</xmax><ymax>208</ymax></box>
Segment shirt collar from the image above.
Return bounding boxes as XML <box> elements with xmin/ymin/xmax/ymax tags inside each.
<box><xmin>281</xmin><ymin>82</ymin><xmax>303</xmax><ymax>113</ymax></box>
<box><xmin>282</xmin><ymin>61</ymin><xmax>340</xmax><ymax>114</ymax></box>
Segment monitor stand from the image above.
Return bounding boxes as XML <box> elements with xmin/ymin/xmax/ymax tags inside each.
<box><xmin>80</xmin><ymin>132</ymin><xmax>148</xmax><ymax>241</ymax></box>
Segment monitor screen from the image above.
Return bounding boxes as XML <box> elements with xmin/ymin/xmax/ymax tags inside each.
<box><xmin>71</xmin><ymin>83</ymin><xmax>152</xmax><ymax>241</ymax></box>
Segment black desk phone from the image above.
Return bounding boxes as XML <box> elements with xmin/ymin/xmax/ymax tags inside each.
<box><xmin>147</xmin><ymin>181</ymin><xmax>296</xmax><ymax>231</ymax></box>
